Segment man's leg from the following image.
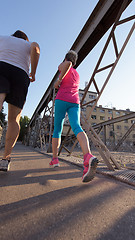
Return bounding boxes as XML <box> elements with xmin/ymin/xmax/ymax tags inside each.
<box><xmin>3</xmin><ymin>103</ymin><xmax>22</xmax><ymax>159</ymax></box>
<box><xmin>0</xmin><ymin>93</ymin><xmax>6</xmax><ymax>111</ymax></box>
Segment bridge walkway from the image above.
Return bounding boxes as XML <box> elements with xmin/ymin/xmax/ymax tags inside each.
<box><xmin>0</xmin><ymin>143</ymin><xmax>135</xmax><ymax>240</ymax></box>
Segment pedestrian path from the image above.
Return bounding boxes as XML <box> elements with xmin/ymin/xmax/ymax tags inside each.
<box><xmin>0</xmin><ymin>143</ymin><xmax>135</xmax><ymax>240</ymax></box>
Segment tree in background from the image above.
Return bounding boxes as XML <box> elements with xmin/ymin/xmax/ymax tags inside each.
<box><xmin>19</xmin><ymin>116</ymin><xmax>30</xmax><ymax>141</ymax></box>
<box><xmin>0</xmin><ymin>107</ymin><xmax>6</xmax><ymax>125</ymax></box>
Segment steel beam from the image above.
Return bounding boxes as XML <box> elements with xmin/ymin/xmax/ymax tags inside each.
<box><xmin>29</xmin><ymin>0</ymin><xmax>133</xmax><ymax>126</ymax></box>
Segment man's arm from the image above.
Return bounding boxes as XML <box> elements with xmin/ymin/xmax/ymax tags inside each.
<box><xmin>30</xmin><ymin>42</ymin><xmax>40</xmax><ymax>82</ymax></box>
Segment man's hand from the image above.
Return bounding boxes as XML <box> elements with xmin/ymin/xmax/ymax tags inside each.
<box><xmin>29</xmin><ymin>72</ymin><xmax>35</xmax><ymax>82</ymax></box>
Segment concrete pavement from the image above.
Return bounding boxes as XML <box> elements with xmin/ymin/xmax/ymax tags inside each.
<box><xmin>0</xmin><ymin>143</ymin><xmax>135</xmax><ymax>240</ymax></box>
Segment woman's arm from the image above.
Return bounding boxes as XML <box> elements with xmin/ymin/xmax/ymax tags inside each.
<box><xmin>54</xmin><ymin>60</ymin><xmax>72</xmax><ymax>89</ymax></box>
<box><xmin>30</xmin><ymin>42</ymin><xmax>40</xmax><ymax>82</ymax></box>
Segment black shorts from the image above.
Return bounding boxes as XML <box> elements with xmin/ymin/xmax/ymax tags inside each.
<box><xmin>0</xmin><ymin>61</ymin><xmax>30</xmax><ymax>109</ymax></box>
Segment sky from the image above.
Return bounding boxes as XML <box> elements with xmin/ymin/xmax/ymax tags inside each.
<box><xmin>0</xmin><ymin>0</ymin><xmax>135</xmax><ymax>119</ymax></box>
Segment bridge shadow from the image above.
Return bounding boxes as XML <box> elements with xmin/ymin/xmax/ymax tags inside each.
<box><xmin>0</xmin><ymin>176</ymin><xmax>134</xmax><ymax>240</ymax></box>
<box><xmin>0</xmin><ymin>143</ymin><xmax>135</xmax><ymax>239</ymax></box>
<box><xmin>0</xmin><ymin>164</ymin><xmax>82</xmax><ymax>187</ymax></box>
<box><xmin>0</xmin><ymin>143</ymin><xmax>82</xmax><ymax>187</ymax></box>
<box><xmin>96</xmin><ymin>207</ymin><xmax>135</xmax><ymax>240</ymax></box>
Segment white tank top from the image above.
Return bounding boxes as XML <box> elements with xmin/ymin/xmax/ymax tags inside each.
<box><xmin>0</xmin><ymin>35</ymin><xmax>31</xmax><ymax>75</ymax></box>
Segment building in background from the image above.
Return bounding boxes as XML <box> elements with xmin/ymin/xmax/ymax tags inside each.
<box><xmin>62</xmin><ymin>89</ymin><xmax>135</xmax><ymax>150</ymax></box>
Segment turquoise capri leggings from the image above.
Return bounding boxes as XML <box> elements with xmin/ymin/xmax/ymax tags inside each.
<box><xmin>53</xmin><ymin>99</ymin><xmax>83</xmax><ymax>138</ymax></box>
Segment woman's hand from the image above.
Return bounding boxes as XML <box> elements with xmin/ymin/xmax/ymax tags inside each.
<box><xmin>54</xmin><ymin>79</ymin><xmax>61</xmax><ymax>89</ymax></box>
<box><xmin>54</xmin><ymin>60</ymin><xmax>72</xmax><ymax>89</ymax></box>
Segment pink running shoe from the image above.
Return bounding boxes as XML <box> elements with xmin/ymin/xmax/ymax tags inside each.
<box><xmin>49</xmin><ymin>158</ymin><xmax>60</xmax><ymax>168</ymax></box>
<box><xmin>82</xmin><ymin>156</ymin><xmax>98</xmax><ymax>182</ymax></box>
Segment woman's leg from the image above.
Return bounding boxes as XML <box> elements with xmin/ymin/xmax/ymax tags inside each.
<box><xmin>52</xmin><ymin>100</ymin><xmax>67</xmax><ymax>159</ymax></box>
<box><xmin>68</xmin><ymin>103</ymin><xmax>91</xmax><ymax>155</ymax></box>
<box><xmin>76</xmin><ymin>131</ymin><xmax>91</xmax><ymax>155</ymax></box>
<box><xmin>52</xmin><ymin>138</ymin><xmax>61</xmax><ymax>158</ymax></box>
<box><xmin>3</xmin><ymin>103</ymin><xmax>22</xmax><ymax>159</ymax></box>
<box><xmin>68</xmin><ymin>103</ymin><xmax>98</xmax><ymax>182</ymax></box>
